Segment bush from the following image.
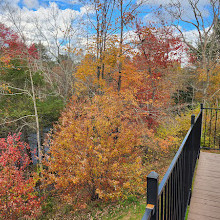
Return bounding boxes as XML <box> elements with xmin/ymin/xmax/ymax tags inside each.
<box><xmin>0</xmin><ymin>133</ymin><xmax>41</xmax><ymax>219</ymax></box>
<box><xmin>43</xmin><ymin>93</ymin><xmax>145</xmax><ymax>209</ymax></box>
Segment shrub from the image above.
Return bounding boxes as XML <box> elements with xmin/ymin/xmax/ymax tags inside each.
<box><xmin>0</xmin><ymin>133</ymin><xmax>41</xmax><ymax>219</ymax></box>
<box><xmin>44</xmin><ymin>93</ymin><xmax>145</xmax><ymax>209</ymax></box>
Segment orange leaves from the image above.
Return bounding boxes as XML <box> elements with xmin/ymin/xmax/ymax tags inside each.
<box><xmin>44</xmin><ymin>93</ymin><xmax>145</xmax><ymax>207</ymax></box>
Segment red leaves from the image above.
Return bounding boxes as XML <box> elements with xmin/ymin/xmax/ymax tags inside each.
<box><xmin>0</xmin><ymin>23</ymin><xmax>39</xmax><ymax>63</ymax></box>
<box><xmin>135</xmin><ymin>25</ymin><xmax>183</xmax><ymax>71</ymax></box>
<box><xmin>133</xmin><ymin>24</ymin><xmax>185</xmax><ymax>127</ymax></box>
<box><xmin>0</xmin><ymin>134</ymin><xmax>41</xmax><ymax>219</ymax></box>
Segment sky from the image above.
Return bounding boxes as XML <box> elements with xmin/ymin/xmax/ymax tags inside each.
<box><xmin>0</xmin><ymin>0</ymin><xmax>216</xmax><ymax>63</ymax></box>
<box><xmin>0</xmin><ymin>0</ymin><xmax>213</xmax><ymax>36</ymax></box>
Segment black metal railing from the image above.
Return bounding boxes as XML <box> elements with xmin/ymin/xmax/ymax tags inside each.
<box><xmin>201</xmin><ymin>106</ymin><xmax>220</xmax><ymax>149</ymax></box>
<box><xmin>142</xmin><ymin>105</ymin><xmax>203</xmax><ymax>220</ymax></box>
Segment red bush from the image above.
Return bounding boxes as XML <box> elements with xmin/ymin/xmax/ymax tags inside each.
<box><xmin>0</xmin><ymin>133</ymin><xmax>41</xmax><ymax>219</ymax></box>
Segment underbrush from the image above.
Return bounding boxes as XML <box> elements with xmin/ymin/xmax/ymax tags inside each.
<box><xmin>39</xmin><ymin>151</ymin><xmax>174</xmax><ymax>220</ymax></box>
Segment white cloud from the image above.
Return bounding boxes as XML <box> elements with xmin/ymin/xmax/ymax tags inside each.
<box><xmin>1</xmin><ymin>0</ymin><xmax>20</xmax><ymax>7</ymax></box>
<box><xmin>183</xmin><ymin>29</ymin><xmax>199</xmax><ymax>46</ymax></box>
<box><xmin>80</xmin><ymin>4</ymin><xmax>95</xmax><ymax>15</ymax></box>
<box><xmin>0</xmin><ymin>2</ymin><xmax>92</xmax><ymax>58</ymax></box>
<box><xmin>23</xmin><ymin>0</ymin><xmax>39</xmax><ymax>9</ymax></box>
<box><xmin>141</xmin><ymin>0</ymin><xmax>211</xmax><ymax>26</ymax></box>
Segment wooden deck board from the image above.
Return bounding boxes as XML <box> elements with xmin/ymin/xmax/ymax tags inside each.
<box><xmin>188</xmin><ymin>152</ymin><xmax>220</xmax><ymax>220</ymax></box>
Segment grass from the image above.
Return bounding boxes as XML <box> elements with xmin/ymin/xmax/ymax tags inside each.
<box><xmin>102</xmin><ymin>196</ymin><xmax>146</xmax><ymax>220</ymax></box>
<box><xmin>39</xmin><ymin>194</ymin><xmax>146</xmax><ymax>220</ymax></box>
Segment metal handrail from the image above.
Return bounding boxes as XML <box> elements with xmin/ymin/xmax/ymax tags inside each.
<box><xmin>201</xmin><ymin>105</ymin><xmax>220</xmax><ymax>149</ymax></box>
<box><xmin>142</xmin><ymin>105</ymin><xmax>203</xmax><ymax>220</ymax></box>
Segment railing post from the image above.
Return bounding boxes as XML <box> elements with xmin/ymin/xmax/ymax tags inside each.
<box><xmin>200</xmin><ymin>103</ymin><xmax>203</xmax><ymax>111</ymax></box>
<box><xmin>191</xmin><ymin>114</ymin><xmax>195</xmax><ymax>127</ymax></box>
<box><xmin>198</xmin><ymin>104</ymin><xmax>203</xmax><ymax>158</ymax></box>
<box><xmin>191</xmin><ymin>114</ymin><xmax>196</xmax><ymax>165</ymax></box>
<box><xmin>147</xmin><ymin>171</ymin><xmax>159</xmax><ymax>220</ymax></box>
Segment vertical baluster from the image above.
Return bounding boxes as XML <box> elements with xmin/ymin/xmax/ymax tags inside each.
<box><xmin>181</xmin><ymin>155</ymin><xmax>185</xmax><ymax>219</ymax></box>
<box><xmin>164</xmin><ymin>184</ymin><xmax>167</xmax><ymax>220</ymax></box>
<box><xmin>204</xmin><ymin>108</ymin><xmax>207</xmax><ymax>147</ymax></box>
<box><xmin>209</xmin><ymin>108</ymin><xmax>212</xmax><ymax>148</ymax></box>
<box><xmin>179</xmin><ymin>153</ymin><xmax>184</xmax><ymax>219</ymax></box>
<box><xmin>161</xmin><ymin>192</ymin><xmax>164</xmax><ymax>220</ymax></box>
<box><xmin>175</xmin><ymin>164</ymin><xmax>179</xmax><ymax>220</ymax></box>
<box><xmin>176</xmin><ymin>159</ymin><xmax>181</xmax><ymax>220</ymax></box>
<box><xmin>214</xmin><ymin>110</ymin><xmax>217</xmax><ymax>148</ymax></box>
<box><xmin>184</xmin><ymin>142</ymin><xmax>190</xmax><ymax>210</ymax></box>
<box><xmin>182</xmin><ymin>148</ymin><xmax>186</xmax><ymax>214</ymax></box>
<box><xmin>174</xmin><ymin>165</ymin><xmax>178</xmax><ymax>220</ymax></box>
<box><xmin>157</xmin><ymin>199</ymin><xmax>160</xmax><ymax>220</ymax></box>
<box><xmin>171</xmin><ymin>172</ymin><xmax>174</xmax><ymax>220</ymax></box>
<box><xmin>191</xmin><ymin>115</ymin><xmax>195</xmax><ymax>173</ymax></box>
<box><xmin>167</xmin><ymin>178</ymin><xmax>170</xmax><ymax>220</ymax></box>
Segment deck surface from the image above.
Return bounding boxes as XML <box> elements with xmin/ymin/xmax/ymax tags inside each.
<box><xmin>188</xmin><ymin>152</ymin><xmax>220</xmax><ymax>220</ymax></box>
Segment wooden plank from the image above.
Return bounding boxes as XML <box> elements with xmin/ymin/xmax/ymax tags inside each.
<box><xmin>188</xmin><ymin>152</ymin><xmax>220</xmax><ymax>220</ymax></box>
<box><xmin>190</xmin><ymin>197</ymin><xmax>220</xmax><ymax>208</ymax></box>
<box><xmin>195</xmin><ymin>171</ymin><xmax>220</xmax><ymax>179</ymax></box>
<box><xmin>193</xmin><ymin>184</ymin><xmax>220</xmax><ymax>193</ymax></box>
<box><xmin>188</xmin><ymin>212</ymin><xmax>219</xmax><ymax>220</ymax></box>
<box><xmin>189</xmin><ymin>202</ymin><xmax>220</xmax><ymax>218</ymax></box>
<box><xmin>192</xmin><ymin>189</ymin><xmax>220</xmax><ymax>201</ymax></box>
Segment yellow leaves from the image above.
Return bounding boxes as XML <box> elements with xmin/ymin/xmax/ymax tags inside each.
<box><xmin>96</xmin><ymin>188</ymin><xmax>104</xmax><ymax>199</ymax></box>
<box><xmin>123</xmin><ymin>182</ymin><xmax>130</xmax><ymax>189</ymax></box>
<box><xmin>44</xmin><ymin>93</ymin><xmax>146</xmax><ymax>207</ymax></box>
<box><xmin>0</xmin><ymin>83</ymin><xmax>12</xmax><ymax>94</ymax></box>
<box><xmin>0</xmin><ymin>55</ymin><xmax>13</xmax><ymax>70</ymax></box>
<box><xmin>197</xmin><ymin>68</ymin><xmax>207</xmax><ymax>81</ymax></box>
<box><xmin>0</xmin><ymin>55</ymin><xmax>11</xmax><ymax>63</ymax></box>
<box><xmin>70</xmin><ymin>177</ymin><xmax>78</xmax><ymax>184</ymax></box>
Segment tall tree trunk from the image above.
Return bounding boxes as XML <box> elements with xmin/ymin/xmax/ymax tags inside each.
<box><xmin>118</xmin><ymin>0</ymin><xmax>123</xmax><ymax>92</ymax></box>
<box><xmin>29</xmin><ymin>70</ymin><xmax>42</xmax><ymax>169</ymax></box>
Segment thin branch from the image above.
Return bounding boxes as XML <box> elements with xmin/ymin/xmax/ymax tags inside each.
<box><xmin>0</xmin><ymin>115</ymin><xmax>36</xmax><ymax>126</ymax></box>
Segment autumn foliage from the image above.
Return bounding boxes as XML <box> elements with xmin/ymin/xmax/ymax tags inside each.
<box><xmin>43</xmin><ymin>93</ymin><xmax>146</xmax><ymax>207</ymax></box>
<box><xmin>1</xmin><ymin>5</ymin><xmax>215</xmax><ymax>216</ymax></box>
<box><xmin>0</xmin><ymin>134</ymin><xmax>41</xmax><ymax>219</ymax></box>
<box><xmin>134</xmin><ymin>25</ymin><xmax>184</xmax><ymax>126</ymax></box>
<box><xmin>0</xmin><ymin>23</ymin><xmax>38</xmax><ymax>58</ymax></box>
<box><xmin>39</xmin><ymin>23</ymin><xmax>185</xmax><ymax>211</ymax></box>
<box><xmin>0</xmin><ymin>23</ymin><xmax>38</xmax><ymax>71</ymax></box>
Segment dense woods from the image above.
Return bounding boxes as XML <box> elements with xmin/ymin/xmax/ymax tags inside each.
<box><xmin>0</xmin><ymin>0</ymin><xmax>219</xmax><ymax>219</ymax></box>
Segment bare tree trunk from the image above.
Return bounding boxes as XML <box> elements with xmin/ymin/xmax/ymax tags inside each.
<box><xmin>29</xmin><ymin>70</ymin><xmax>42</xmax><ymax>169</ymax></box>
<box><xmin>118</xmin><ymin>0</ymin><xmax>123</xmax><ymax>92</ymax></box>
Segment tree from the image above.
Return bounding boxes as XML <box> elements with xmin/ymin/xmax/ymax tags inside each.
<box><xmin>0</xmin><ymin>23</ymin><xmax>64</xmax><ymax>166</ymax></box>
<box><xmin>44</xmin><ymin>93</ymin><xmax>145</xmax><ymax>207</ymax></box>
<box><xmin>80</xmin><ymin>0</ymin><xmax>141</xmax><ymax>93</ymax></box>
<box><xmin>0</xmin><ymin>133</ymin><xmax>41</xmax><ymax>219</ymax></box>
<box><xmin>166</xmin><ymin>0</ymin><xmax>220</xmax><ymax>105</ymax></box>
<box><xmin>134</xmin><ymin>24</ymin><xmax>184</xmax><ymax>126</ymax></box>
<box><xmin>0</xmin><ymin>23</ymin><xmax>42</xmax><ymax>164</ymax></box>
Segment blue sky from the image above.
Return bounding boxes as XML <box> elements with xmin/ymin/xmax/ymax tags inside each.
<box><xmin>15</xmin><ymin>0</ymin><xmax>214</xmax><ymax>31</ymax></box>
<box><xmin>1</xmin><ymin>0</ymin><xmax>217</xmax><ymax>50</ymax></box>
<box><xmin>0</xmin><ymin>0</ymin><xmax>216</xmax><ymax>66</ymax></box>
